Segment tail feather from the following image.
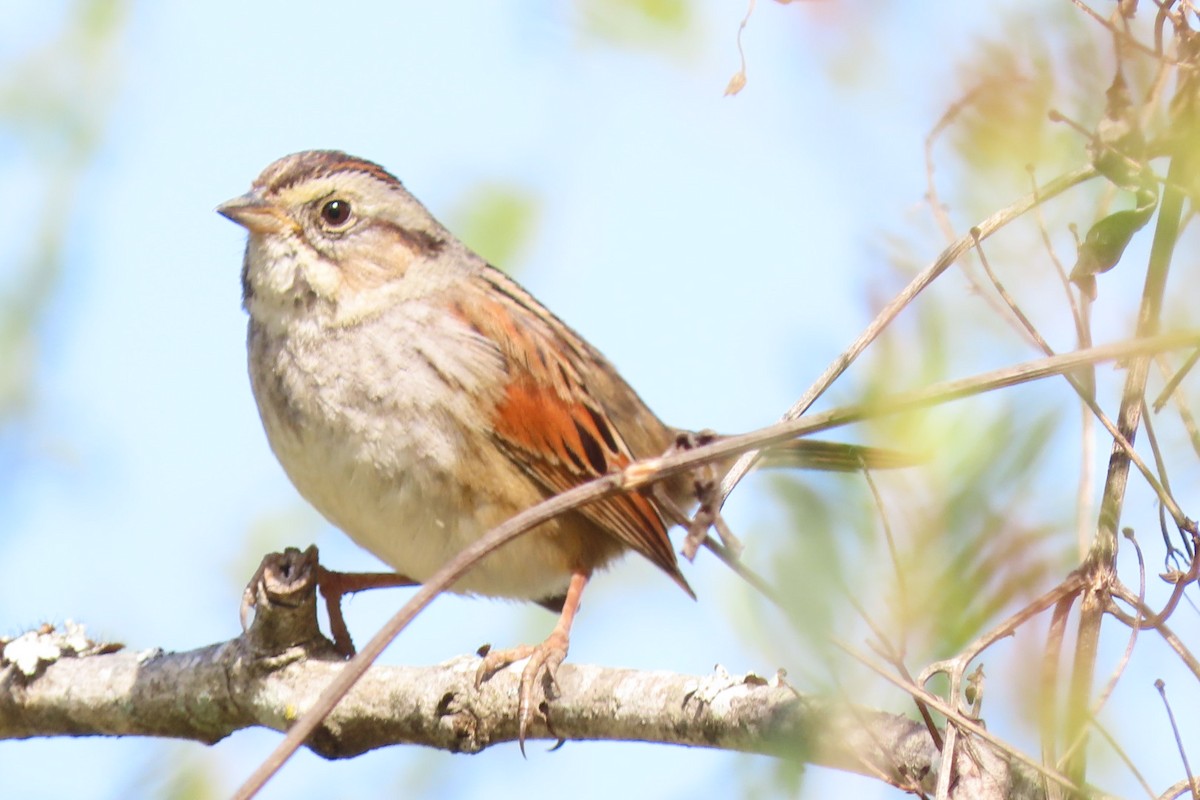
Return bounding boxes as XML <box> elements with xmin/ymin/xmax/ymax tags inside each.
<box><xmin>757</xmin><ymin>439</ymin><xmax>918</xmax><ymax>472</ymax></box>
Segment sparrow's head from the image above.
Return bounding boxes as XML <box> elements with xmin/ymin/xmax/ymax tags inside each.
<box><xmin>218</xmin><ymin>150</ymin><xmax>454</xmax><ymax>327</ymax></box>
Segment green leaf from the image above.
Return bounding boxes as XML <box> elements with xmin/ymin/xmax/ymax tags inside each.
<box><xmin>451</xmin><ymin>183</ymin><xmax>541</xmax><ymax>271</ymax></box>
<box><xmin>1069</xmin><ymin>186</ymin><xmax>1157</xmax><ymax>298</ymax></box>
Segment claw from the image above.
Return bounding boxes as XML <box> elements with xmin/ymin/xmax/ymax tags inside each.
<box><xmin>240</xmin><ymin>576</ymin><xmax>261</xmax><ymax>633</ymax></box>
<box><xmin>473</xmin><ymin>633</ymin><xmax>568</xmax><ymax>755</ymax></box>
<box><xmin>517</xmin><ymin>635</ymin><xmax>567</xmax><ymax>755</ymax></box>
<box><xmin>473</xmin><ymin>571</ymin><xmax>589</xmax><ymax>754</ymax></box>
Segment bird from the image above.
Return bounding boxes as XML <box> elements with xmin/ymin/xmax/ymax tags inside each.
<box><xmin>217</xmin><ymin>150</ymin><xmax>908</xmax><ymax>744</ymax></box>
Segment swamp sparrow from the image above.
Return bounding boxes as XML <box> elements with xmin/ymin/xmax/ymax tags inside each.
<box><xmin>219</xmin><ymin>151</ymin><xmax>904</xmax><ymax>741</ymax></box>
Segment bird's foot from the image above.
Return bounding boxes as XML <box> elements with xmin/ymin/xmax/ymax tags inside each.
<box><xmin>475</xmin><ymin>629</ymin><xmax>570</xmax><ymax>754</ymax></box>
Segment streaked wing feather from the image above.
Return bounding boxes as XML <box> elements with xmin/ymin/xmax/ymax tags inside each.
<box><xmin>458</xmin><ymin>267</ymin><xmax>689</xmax><ymax>593</ymax></box>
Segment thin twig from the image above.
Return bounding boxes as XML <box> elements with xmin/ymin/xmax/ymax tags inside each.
<box><xmin>1159</xmin><ymin>778</ymin><xmax>1200</xmax><ymax>800</ymax></box>
<box><xmin>1092</xmin><ymin>719</ymin><xmax>1157</xmax><ymax>799</ymax></box>
<box><xmin>970</xmin><ymin>231</ymin><xmax>1191</xmax><ymax>531</ymax></box>
<box><xmin>840</xmin><ymin>639</ymin><xmax>1089</xmax><ymax>797</ymax></box>
<box><xmin>1155</xmin><ymin>679</ymin><xmax>1200</xmax><ymax>800</ymax></box>
<box><xmin>1106</xmin><ymin>529</ymin><xmax>1200</xmax><ymax>632</ymax></box>
<box><xmin>861</xmin><ymin>465</ymin><xmax>910</xmax><ymax>654</ymax></box>
<box><xmin>1153</xmin><ymin>347</ymin><xmax>1200</xmax><ymax>412</ymax></box>
<box><xmin>923</xmin><ymin>82</ymin><xmax>1032</xmax><ymax>333</ymax></box>
<box><xmin>1040</xmin><ymin>591</ymin><xmax>1077</xmax><ymax>790</ymax></box>
<box><xmin>1067</xmin><ymin>0</ymin><xmax>1180</xmax><ymax>61</ymax></box>
<box><xmin>1027</xmin><ymin>165</ymin><xmax>1095</xmax><ymax>561</ymax></box>
<box><xmin>1154</xmin><ymin>352</ymin><xmax>1200</xmax><ymax>461</ymax></box>
<box><xmin>920</xmin><ymin>574</ymin><xmax>1086</xmax><ymax>722</ymax></box>
<box><xmin>723</xmin><ymin>0</ymin><xmax>755</xmax><ymax>95</ymax></box>
<box><xmin>1108</xmin><ymin>585</ymin><xmax>1200</xmax><ymax>682</ymax></box>
<box><xmin>856</xmin><ymin>464</ymin><xmax>943</xmax><ymax>750</ymax></box>
<box><xmin>718</xmin><ymin>165</ymin><xmax>1100</xmax><ymax>506</ymax></box>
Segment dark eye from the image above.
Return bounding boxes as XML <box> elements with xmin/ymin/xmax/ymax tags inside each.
<box><xmin>320</xmin><ymin>199</ymin><xmax>352</xmax><ymax>228</ymax></box>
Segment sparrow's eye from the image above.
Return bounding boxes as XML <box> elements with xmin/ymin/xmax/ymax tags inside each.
<box><xmin>320</xmin><ymin>199</ymin><xmax>353</xmax><ymax>228</ymax></box>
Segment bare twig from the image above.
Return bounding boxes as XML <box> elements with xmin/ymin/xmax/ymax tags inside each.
<box><xmin>1092</xmin><ymin>720</ymin><xmax>1157</xmax><ymax>799</ymax></box>
<box><xmin>723</xmin><ymin>0</ymin><xmax>755</xmax><ymax>95</ymax></box>
<box><xmin>1040</xmin><ymin>591</ymin><xmax>1077</xmax><ymax>790</ymax></box>
<box><xmin>1067</xmin><ymin>0</ymin><xmax>1179</xmax><ymax>61</ymax></box>
<box><xmin>840</xmin><ymin>639</ymin><xmax>1091</xmax><ymax>798</ymax></box>
<box><xmin>1153</xmin><ymin>352</ymin><xmax>1200</xmax><ymax>460</ymax></box>
<box><xmin>1026</xmin><ymin>165</ymin><xmax>1096</xmax><ymax>560</ymax></box>
<box><xmin>919</xmin><ymin>574</ymin><xmax>1087</xmax><ymax>726</ymax></box>
<box><xmin>1155</xmin><ymin>679</ymin><xmax>1200</xmax><ymax>800</ymax></box>
<box><xmin>1108</xmin><ymin>585</ymin><xmax>1200</xmax><ymax>682</ymax></box>
<box><xmin>968</xmin><ymin>231</ymin><xmax>1191</xmax><ymax>533</ymax></box>
<box><xmin>1152</xmin><ymin>347</ymin><xmax>1200</xmax><ymax>412</ymax></box>
<box><xmin>857</xmin><ymin>465</ymin><xmax>942</xmax><ymax>750</ymax></box>
<box><xmin>1105</xmin><ymin>528</ymin><xmax>1200</xmax><ymax>633</ymax></box>
<box><xmin>717</xmin><ymin>165</ymin><xmax>1100</xmax><ymax>506</ymax></box>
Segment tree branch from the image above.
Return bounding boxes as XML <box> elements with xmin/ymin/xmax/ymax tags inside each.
<box><xmin>0</xmin><ymin>547</ymin><xmax>1053</xmax><ymax>799</ymax></box>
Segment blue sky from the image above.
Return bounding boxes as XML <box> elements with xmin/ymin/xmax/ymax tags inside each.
<box><xmin>4</xmin><ymin>2</ymin><xmax>1198</xmax><ymax>798</ymax></box>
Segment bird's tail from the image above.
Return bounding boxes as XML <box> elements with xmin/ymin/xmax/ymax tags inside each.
<box><xmin>756</xmin><ymin>439</ymin><xmax>919</xmax><ymax>472</ymax></box>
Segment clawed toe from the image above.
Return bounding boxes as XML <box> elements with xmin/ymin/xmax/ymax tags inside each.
<box><xmin>474</xmin><ymin>633</ymin><xmax>569</xmax><ymax>754</ymax></box>
<box><xmin>472</xmin><ymin>572</ymin><xmax>588</xmax><ymax>754</ymax></box>
<box><xmin>474</xmin><ymin>643</ymin><xmax>536</xmax><ymax>689</ymax></box>
<box><xmin>517</xmin><ymin>641</ymin><xmax>567</xmax><ymax>749</ymax></box>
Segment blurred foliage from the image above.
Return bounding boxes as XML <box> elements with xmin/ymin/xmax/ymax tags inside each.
<box><xmin>748</xmin><ymin>399</ymin><xmax>1064</xmax><ymax>663</ymax></box>
<box><xmin>120</xmin><ymin>744</ymin><xmax>221</xmax><ymax>800</ymax></box>
<box><xmin>908</xmin><ymin>408</ymin><xmax>1065</xmax><ymax>653</ymax></box>
<box><xmin>0</xmin><ymin>0</ymin><xmax>127</xmax><ymax>432</ymax></box>
<box><xmin>755</xmin><ymin>474</ymin><xmax>844</xmax><ymax>667</ymax></box>
<box><xmin>737</xmin><ymin>754</ymin><xmax>805</xmax><ymax>800</ymax></box>
<box><xmin>450</xmin><ymin>182</ymin><xmax>541</xmax><ymax>271</ymax></box>
<box><xmin>574</xmin><ymin>0</ymin><xmax>696</xmax><ymax>53</ymax></box>
<box><xmin>737</xmin><ymin>3</ymin><xmax>1200</xmax><ymax>796</ymax></box>
<box><xmin>953</xmin><ymin>13</ymin><xmax>1074</xmax><ymax>169</ymax></box>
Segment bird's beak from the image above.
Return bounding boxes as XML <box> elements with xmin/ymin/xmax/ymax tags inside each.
<box><xmin>216</xmin><ymin>192</ymin><xmax>291</xmax><ymax>235</ymax></box>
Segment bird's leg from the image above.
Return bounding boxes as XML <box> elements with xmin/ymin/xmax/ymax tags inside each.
<box><xmin>314</xmin><ymin>567</ymin><xmax>419</xmax><ymax>657</ymax></box>
<box><xmin>475</xmin><ymin>570</ymin><xmax>589</xmax><ymax>752</ymax></box>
